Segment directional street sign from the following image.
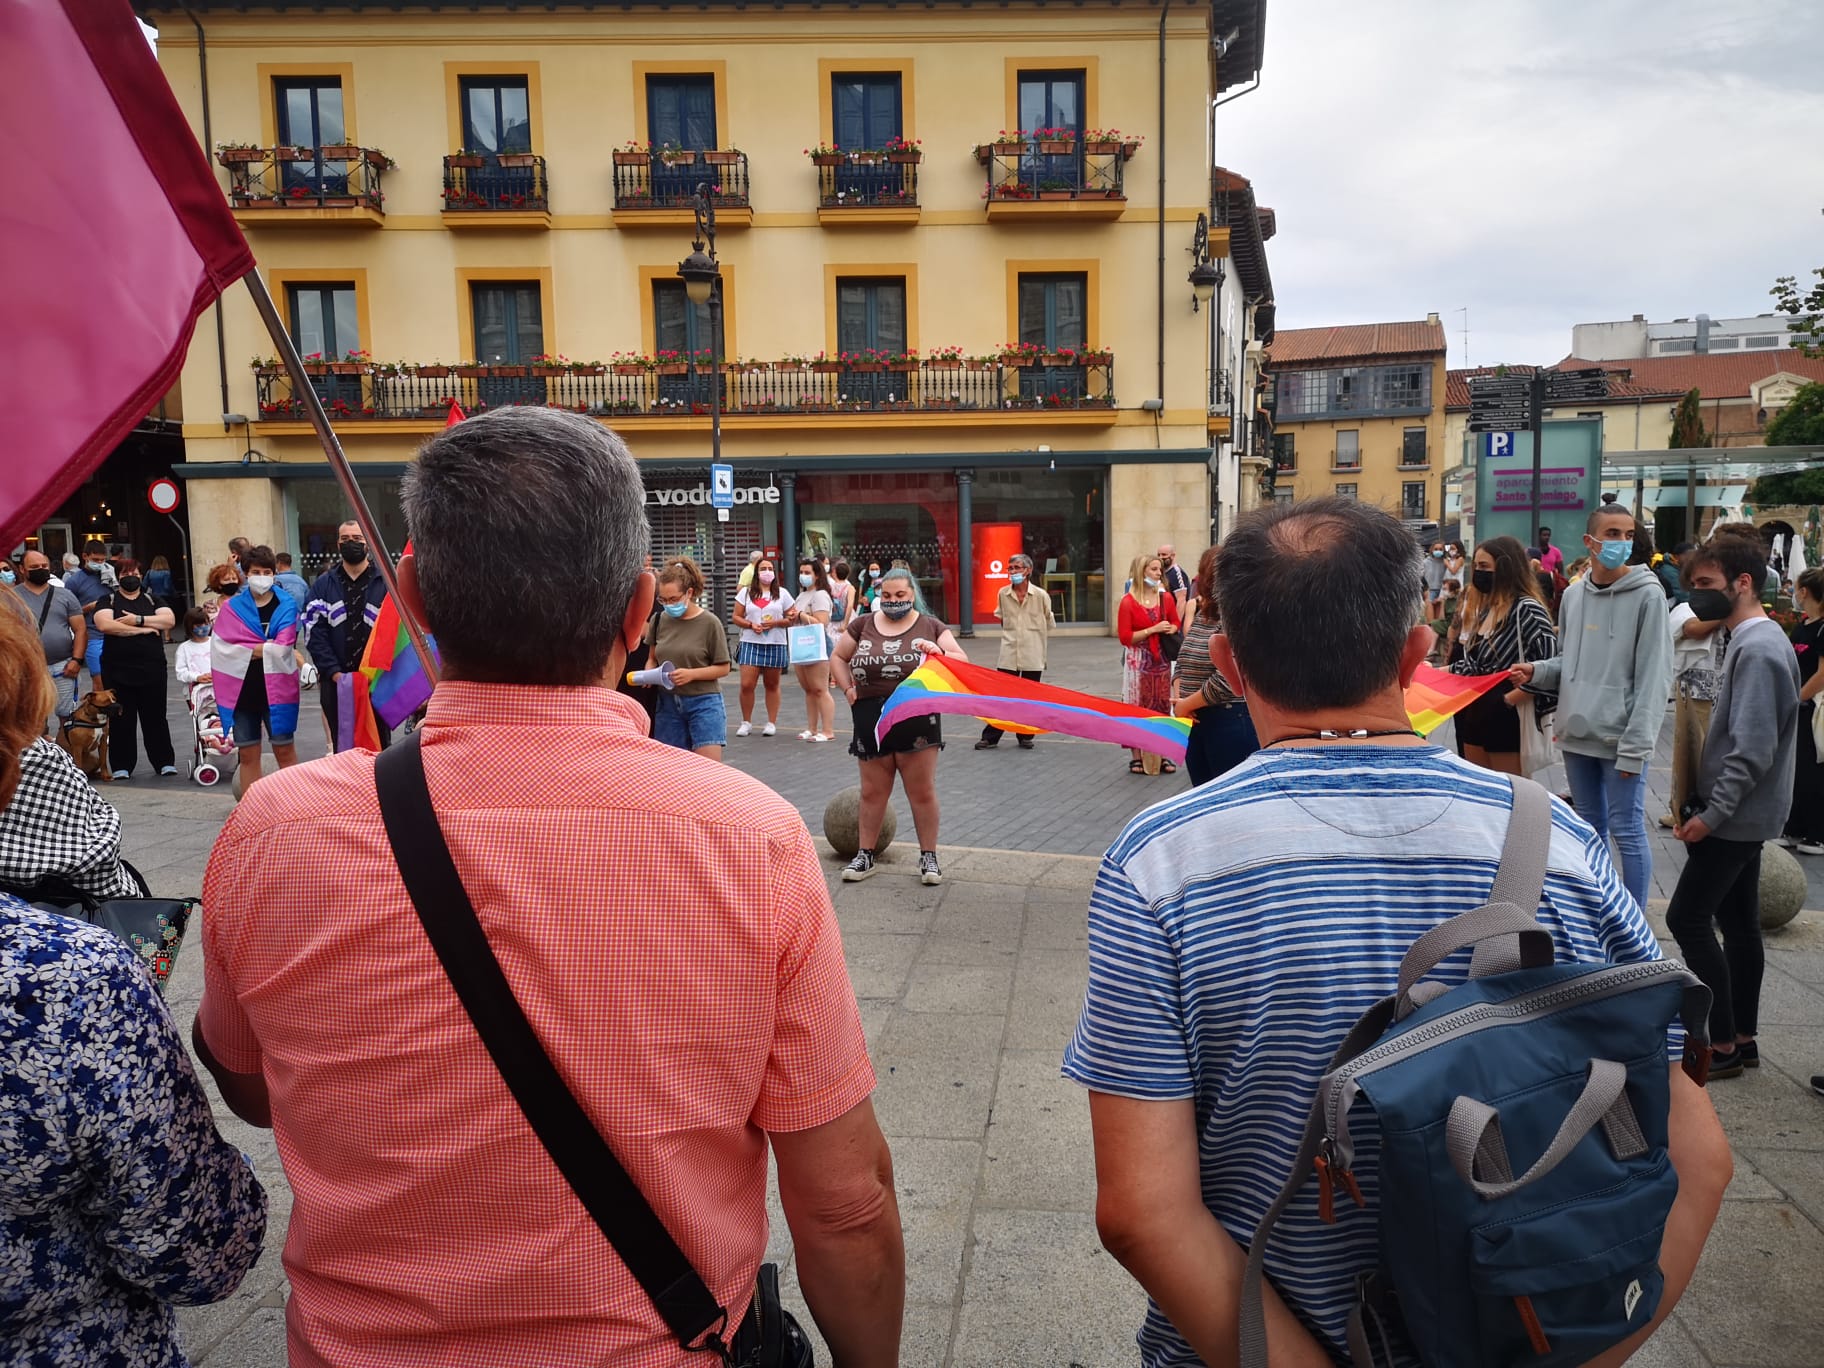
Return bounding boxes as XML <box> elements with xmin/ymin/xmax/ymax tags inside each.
<box><xmin>1469</xmin><ymin>418</ymin><xmax>1525</xmax><ymax>433</ymax></box>
<box><xmin>709</xmin><ymin>463</ymin><xmax>734</xmax><ymax>509</ymax></box>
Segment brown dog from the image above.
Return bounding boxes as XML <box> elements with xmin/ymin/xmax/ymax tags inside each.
<box><xmin>61</xmin><ymin>689</ymin><xmax>122</xmax><ymax>779</ymax></box>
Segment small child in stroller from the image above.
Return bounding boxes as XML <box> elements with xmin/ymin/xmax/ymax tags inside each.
<box><xmin>175</xmin><ymin>608</ymin><xmax>238</xmax><ymax>786</ymax></box>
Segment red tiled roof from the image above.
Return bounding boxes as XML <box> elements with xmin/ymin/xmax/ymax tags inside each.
<box><xmin>1552</xmin><ymin>351</ymin><xmax>1824</xmax><ymax>401</ymax></box>
<box><xmin>1444</xmin><ymin>365</ymin><xmax>1684</xmax><ymax>410</ymax></box>
<box><xmin>1266</xmin><ymin>319</ymin><xmax>1447</xmax><ymax>366</ymax></box>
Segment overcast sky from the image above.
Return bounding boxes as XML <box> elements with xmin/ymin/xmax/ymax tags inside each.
<box><xmin>1215</xmin><ymin>0</ymin><xmax>1823</xmax><ymax>368</ymax></box>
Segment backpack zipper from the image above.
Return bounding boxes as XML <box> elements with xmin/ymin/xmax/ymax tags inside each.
<box><xmin>1323</xmin><ymin>960</ymin><xmax>1697</xmax><ymax>1172</ymax></box>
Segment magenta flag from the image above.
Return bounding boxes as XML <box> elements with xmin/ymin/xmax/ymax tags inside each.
<box><xmin>0</xmin><ymin>0</ymin><xmax>255</xmax><ymax>549</ymax></box>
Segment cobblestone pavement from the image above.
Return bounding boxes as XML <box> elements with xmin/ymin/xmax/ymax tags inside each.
<box><xmin>89</xmin><ymin>637</ymin><xmax>1824</xmax><ymax>1365</ymax></box>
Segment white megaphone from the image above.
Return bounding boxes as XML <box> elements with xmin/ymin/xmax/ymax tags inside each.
<box><xmin>626</xmin><ymin>660</ymin><xmax>678</xmax><ymax>691</ymax></box>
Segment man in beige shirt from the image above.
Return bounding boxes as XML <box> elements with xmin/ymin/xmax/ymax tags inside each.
<box><xmin>977</xmin><ymin>552</ymin><xmax>1056</xmax><ymax>750</ymax></box>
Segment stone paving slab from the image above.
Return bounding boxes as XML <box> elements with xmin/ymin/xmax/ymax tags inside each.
<box><xmin>77</xmin><ymin>638</ymin><xmax>1824</xmax><ymax>1364</ymax></box>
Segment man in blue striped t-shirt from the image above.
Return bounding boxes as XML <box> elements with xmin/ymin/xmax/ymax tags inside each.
<box><xmin>1064</xmin><ymin>498</ymin><xmax>1730</xmax><ymax>1368</ymax></box>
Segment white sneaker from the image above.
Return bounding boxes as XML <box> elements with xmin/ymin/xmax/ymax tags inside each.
<box><xmin>1799</xmin><ymin>842</ymin><xmax>1824</xmax><ymax>857</ymax></box>
<box><xmin>109</xmin><ymin>770</ymin><xmax>129</xmax><ymax>780</ymax></box>
<box><xmin>736</xmin><ymin>721</ymin><xmax>752</xmax><ymax>737</ymax></box>
<box><xmin>157</xmin><ymin>765</ymin><xmax>177</xmax><ymax>776</ymax></box>
<box><xmin>762</xmin><ymin>722</ymin><xmax>776</xmax><ymax>737</ymax></box>
<box><xmin>1777</xmin><ymin>835</ymin><xmax>1798</xmax><ymax>849</ymax></box>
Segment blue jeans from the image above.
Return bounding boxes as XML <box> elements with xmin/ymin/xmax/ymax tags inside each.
<box><xmin>1562</xmin><ymin>751</ymin><xmax>1652</xmax><ymax>910</ymax></box>
<box><xmin>83</xmin><ymin>633</ymin><xmax>103</xmax><ymax>679</ymax></box>
<box><xmin>654</xmin><ymin>690</ymin><xmax>728</xmax><ymax>750</ymax></box>
<box><xmin>1186</xmin><ymin>704</ymin><xmax>1259</xmax><ymax>787</ymax></box>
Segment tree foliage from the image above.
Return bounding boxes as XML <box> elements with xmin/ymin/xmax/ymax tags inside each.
<box><xmin>1748</xmin><ymin>383</ymin><xmax>1824</xmax><ymax>504</ymax></box>
<box><xmin>1771</xmin><ymin>267</ymin><xmax>1824</xmax><ymax>359</ymax></box>
<box><xmin>1669</xmin><ymin>388</ymin><xmax>1710</xmax><ymax>448</ymax></box>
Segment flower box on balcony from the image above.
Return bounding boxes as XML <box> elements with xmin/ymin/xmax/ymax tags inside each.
<box><xmin>655</xmin><ymin>363</ymin><xmax>690</xmax><ymax>376</ymax></box>
<box><xmin>846</xmin><ymin>363</ymin><xmax>885</xmax><ymax>373</ymax></box>
<box><xmin>301</xmin><ymin>362</ymin><xmax>330</xmax><ymax>376</ymax></box>
<box><xmin>849</xmin><ymin>152</ymin><xmax>886</xmax><ymax>166</ymax></box>
<box><xmin>888</xmin><ymin>150</ymin><xmax>922</xmax><ymax>165</ymax></box>
<box><xmin>217</xmin><ymin>147</ymin><xmax>263</xmax><ymax>167</ymax></box>
<box><xmin>658</xmin><ymin>150</ymin><xmax>698</xmax><ymax>167</ymax></box>
<box><xmin>1001</xmin><ymin>356</ymin><xmax>1038</xmax><ymax>368</ymax></box>
<box><xmin>320</xmin><ymin>144</ymin><xmax>361</xmax><ymax>160</ymax></box>
<box><xmin>498</xmin><ymin>153</ymin><xmax>539</xmax><ymax>168</ymax></box>
<box><xmin>445</xmin><ymin>153</ymin><xmax>484</xmax><ymax>169</ymax></box>
<box><xmin>1041</xmin><ymin>354</ymin><xmax>1078</xmax><ymax>367</ymax></box>
<box><xmin>321</xmin><ymin>196</ymin><xmax>359</xmax><ymax>209</ymax></box>
<box><xmin>573</xmin><ymin>364</ymin><xmax>607</xmax><ymax>376</ymax></box>
<box><xmin>455</xmin><ymin>364</ymin><xmax>488</xmax><ymax>378</ymax></box>
<box><xmin>1080</xmin><ymin>352</ymin><xmax>1113</xmax><ymax>366</ymax></box>
<box><xmin>926</xmin><ymin>358</ymin><xmax>963</xmax><ymax>370</ymax></box>
<box><xmin>414</xmin><ymin>364</ymin><xmax>452</xmax><ymax>377</ymax></box>
<box><xmin>811</xmin><ymin>152</ymin><xmax>843</xmax><ymax>167</ymax></box>
<box><xmin>1082</xmin><ymin>140</ymin><xmax>1122</xmax><ymax>156</ymax></box>
<box><xmin>810</xmin><ymin>361</ymin><xmax>843</xmax><ymax>374</ymax></box>
<box><xmin>613</xmin><ymin>363</ymin><xmax>650</xmax><ymax>376</ymax></box>
<box><xmin>703</xmin><ymin>150</ymin><xmax>741</xmax><ymax>166</ymax></box>
<box><xmin>330</xmin><ymin>362</ymin><xmax>367</xmax><ymax>375</ymax></box>
<box><xmin>613</xmin><ymin>150</ymin><xmax>649</xmax><ymax>166</ymax></box>
<box><xmin>886</xmin><ymin>361</ymin><xmax>918</xmax><ymax>373</ymax></box>
<box><xmin>1037</xmin><ymin>140</ymin><xmax>1076</xmax><ymax>155</ymax></box>
<box><xmin>531</xmin><ymin>364</ymin><xmax>567</xmax><ymax>377</ymax></box>
<box><xmin>273</xmin><ymin>146</ymin><xmax>312</xmax><ymax>162</ymax></box>
<box><xmin>1038</xmin><ymin>190</ymin><xmax>1074</xmax><ymax>201</ymax></box>
<box><xmin>490</xmin><ymin>364</ymin><xmax>528</xmax><ymax>377</ymax></box>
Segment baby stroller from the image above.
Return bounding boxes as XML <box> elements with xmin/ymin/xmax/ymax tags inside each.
<box><xmin>186</xmin><ymin>680</ymin><xmax>240</xmax><ymax>787</ymax></box>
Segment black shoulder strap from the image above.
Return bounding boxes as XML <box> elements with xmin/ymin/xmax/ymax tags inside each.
<box><xmin>372</xmin><ymin>736</ymin><xmax>731</xmax><ymax>1357</ymax></box>
<box><xmin>36</xmin><ymin>588</ymin><xmax>55</xmax><ymax>631</ymax></box>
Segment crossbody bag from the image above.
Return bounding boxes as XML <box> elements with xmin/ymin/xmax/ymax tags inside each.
<box><xmin>373</xmin><ymin>735</ymin><xmax>812</xmax><ymax>1367</ymax></box>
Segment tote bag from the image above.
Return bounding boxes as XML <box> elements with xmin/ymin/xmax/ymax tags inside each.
<box><xmin>1515</xmin><ymin>611</ymin><xmax>1559</xmax><ymax>778</ymax></box>
<box><xmin>788</xmin><ymin>623</ymin><xmax>830</xmax><ymax>666</ymax></box>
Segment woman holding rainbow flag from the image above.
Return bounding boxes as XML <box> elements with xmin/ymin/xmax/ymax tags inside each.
<box><xmin>1447</xmin><ymin>534</ymin><xmax>1557</xmax><ymax>776</ymax></box>
<box><xmin>831</xmin><ymin>566</ymin><xmax>967</xmax><ymax>886</ymax></box>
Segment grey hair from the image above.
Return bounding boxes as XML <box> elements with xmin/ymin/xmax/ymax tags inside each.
<box><xmin>403</xmin><ymin>408</ymin><xmax>649</xmax><ymax>685</ymax></box>
<box><xmin>1216</xmin><ymin>497</ymin><xmax>1422</xmax><ymax>711</ymax></box>
<box><xmin>1010</xmin><ymin>553</ymin><xmax>1035</xmax><ymax>574</ymax></box>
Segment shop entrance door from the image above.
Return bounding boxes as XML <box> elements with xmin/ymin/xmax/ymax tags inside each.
<box><xmin>34</xmin><ymin>522</ymin><xmax>75</xmax><ymax>563</ymax></box>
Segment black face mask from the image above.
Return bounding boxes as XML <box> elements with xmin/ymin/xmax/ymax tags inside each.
<box><xmin>1688</xmin><ymin>588</ymin><xmax>1735</xmax><ymax>622</ymax></box>
<box><xmin>1471</xmin><ymin>568</ymin><xmax>1495</xmax><ymax>594</ymax></box>
<box><xmin>340</xmin><ymin>541</ymin><xmax>368</xmax><ymax>565</ymax></box>
<box><xmin>25</xmin><ymin>567</ymin><xmax>51</xmax><ymax>586</ymax></box>
<box><xmin>118</xmin><ymin>576</ymin><xmax>142</xmax><ymax>593</ymax></box>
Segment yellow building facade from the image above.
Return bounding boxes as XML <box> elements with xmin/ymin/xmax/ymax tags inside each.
<box><xmin>142</xmin><ymin>0</ymin><xmax>1266</xmax><ymax>631</ymax></box>
<box><xmin>1263</xmin><ymin>317</ymin><xmax>1449</xmax><ymax>525</ymax></box>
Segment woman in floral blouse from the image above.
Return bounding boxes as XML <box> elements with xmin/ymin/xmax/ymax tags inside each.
<box><xmin>0</xmin><ymin>606</ymin><xmax>267</xmax><ymax>1365</ymax></box>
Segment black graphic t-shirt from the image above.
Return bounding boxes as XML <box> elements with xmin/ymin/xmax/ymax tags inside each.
<box><xmin>846</xmin><ymin>611</ymin><xmax>947</xmax><ymax>700</ymax></box>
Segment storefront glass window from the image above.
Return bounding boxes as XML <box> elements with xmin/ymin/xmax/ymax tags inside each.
<box><xmin>795</xmin><ymin>471</ymin><xmax>958</xmax><ymax>623</ymax></box>
<box><xmin>288</xmin><ymin>476</ymin><xmax>408</xmax><ymax>579</ymax></box>
<box><xmin>971</xmin><ymin>467</ymin><xmax>1105</xmax><ymax>624</ymax></box>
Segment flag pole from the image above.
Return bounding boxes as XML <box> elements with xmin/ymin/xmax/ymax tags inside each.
<box><xmin>241</xmin><ymin>271</ymin><xmax>439</xmax><ymax>685</ymax></box>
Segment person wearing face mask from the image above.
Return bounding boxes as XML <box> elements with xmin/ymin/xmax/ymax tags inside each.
<box><xmin>1157</xmin><ymin>544</ymin><xmax>1190</xmax><ymax>620</ymax></box>
<box><xmin>1442</xmin><ymin>540</ymin><xmax>1466</xmax><ymax>585</ymax></box>
<box><xmin>977</xmin><ymin>552</ymin><xmax>1054</xmax><ymax>750</ymax></box>
<box><xmin>213</xmin><ymin>546</ymin><xmax>302</xmax><ymax>794</ymax></box>
<box><xmin>791</xmin><ymin>558</ymin><xmax>837</xmax><ymax>742</ymax></box>
<box><xmin>1511</xmin><ymin>505</ymin><xmax>1672</xmax><ymax>910</ymax></box>
<box><xmin>646</xmin><ymin>557</ymin><xmax>731</xmax><ymax>760</ymax></box>
<box><xmin>175</xmin><ymin>607</ymin><xmax>215</xmax><ymax>691</ymax></box>
<box><xmin>1117</xmin><ymin>553</ymin><xmax>1181</xmax><ymax>776</ymax></box>
<box><xmin>1421</xmin><ymin>541</ymin><xmax>1447</xmax><ymax>623</ymax></box>
<box><xmin>92</xmin><ymin>558</ymin><xmax>178</xmax><ymax>778</ymax></box>
<box><xmin>1448</xmin><ymin>536</ymin><xmax>1557</xmax><ymax>776</ymax></box>
<box><xmin>1661</xmin><ymin>574</ymin><xmax>1728</xmax><ymax>832</ymax></box>
<box><xmin>61</xmin><ymin>539</ymin><xmax>115</xmax><ymax>691</ymax></box>
<box><xmin>12</xmin><ymin>550</ymin><xmax>86</xmax><ymax>737</ymax></box>
<box><xmin>1780</xmin><ymin>566</ymin><xmax>1824</xmax><ymax>856</ymax></box>
<box><xmin>1663</xmin><ymin>535</ymin><xmax>1800</xmax><ymax>1079</ymax></box>
<box><xmin>732</xmin><ymin>557</ymin><xmax>789</xmax><ymax>737</ymax></box>
<box><xmin>860</xmin><ymin>561</ymin><xmax>884</xmax><ymax>610</ymax></box>
<box><xmin>305</xmin><ymin>519</ymin><xmax>392</xmax><ymax>751</ymax></box>
<box><xmin>201</xmin><ymin>562</ymin><xmax>242</xmax><ymax>623</ymax></box>
<box><xmin>831</xmin><ymin>567</ymin><xmax>967</xmax><ymax>885</ymax></box>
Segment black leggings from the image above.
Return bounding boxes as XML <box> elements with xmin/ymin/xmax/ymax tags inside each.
<box><xmin>1665</xmin><ymin>835</ymin><xmax>1764</xmax><ymax>1043</ymax></box>
<box><xmin>107</xmin><ymin>678</ymin><xmax>175</xmax><ymax>775</ymax></box>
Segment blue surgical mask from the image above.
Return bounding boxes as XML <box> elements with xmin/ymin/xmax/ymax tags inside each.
<box><xmin>662</xmin><ymin>601</ymin><xmax>690</xmax><ymax>618</ymax></box>
<box><xmin>0</xmin><ymin>570</ymin><xmax>12</xmax><ymax>585</ymax></box>
<box><xmin>1431</xmin><ymin>550</ymin><xmax>1444</xmax><ymax>559</ymax></box>
<box><xmin>192</xmin><ymin>627</ymin><xmax>209</xmax><ymax>638</ymax></box>
<box><xmin>799</xmin><ymin>573</ymin><xmax>814</xmax><ymax>588</ymax></box>
<box><xmin>1596</xmin><ymin>539</ymin><xmax>1633</xmax><ymax>570</ymax></box>
<box><xmin>1010</xmin><ymin>572</ymin><xmax>1026</xmax><ymax>586</ymax></box>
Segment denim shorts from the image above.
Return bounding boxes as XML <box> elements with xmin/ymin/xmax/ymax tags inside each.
<box><xmin>653</xmin><ymin>690</ymin><xmax>728</xmax><ymax>750</ymax></box>
<box><xmin>231</xmin><ymin>707</ymin><xmax>294</xmax><ymax>748</ymax></box>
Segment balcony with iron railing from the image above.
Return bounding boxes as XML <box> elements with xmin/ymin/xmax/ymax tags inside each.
<box><xmin>441</xmin><ymin>153</ymin><xmax>550</xmax><ymax>227</ymax></box>
<box><xmin>250</xmin><ymin>351</ymin><xmax>1116</xmax><ymax>428</ymax></box>
<box><xmin>218</xmin><ymin>143</ymin><xmax>390</xmax><ymax>226</ymax></box>
<box><xmin>975</xmin><ymin>131</ymin><xmax>1134</xmax><ymax>221</ymax></box>
<box><xmin>810</xmin><ymin>144</ymin><xmax>922</xmax><ymax>225</ymax></box>
<box><xmin>611</xmin><ymin>147</ymin><xmax>752</xmax><ymax>227</ymax></box>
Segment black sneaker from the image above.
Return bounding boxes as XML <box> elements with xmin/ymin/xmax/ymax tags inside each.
<box><xmin>1016</xmin><ymin>736</ymin><xmax>1035</xmax><ymax>749</ymax></box>
<box><xmin>918</xmin><ymin>850</ymin><xmax>943</xmax><ymax>886</ymax></box>
<box><xmin>841</xmin><ymin>850</ymin><xmax>877</xmax><ymax>883</ymax></box>
<box><xmin>1811</xmin><ymin>1075</ymin><xmax>1824</xmax><ymax>1099</ymax></box>
<box><xmin>1739</xmin><ymin>1040</ymin><xmax>1760</xmax><ymax>1069</ymax></box>
<box><xmin>1709</xmin><ymin>1047</ymin><xmax>1746</xmax><ymax>1080</ymax></box>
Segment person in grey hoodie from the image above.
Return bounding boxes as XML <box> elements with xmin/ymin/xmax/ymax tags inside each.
<box><xmin>1666</xmin><ymin>534</ymin><xmax>1800</xmax><ymax>1078</ymax></box>
<box><xmin>1511</xmin><ymin>504</ymin><xmax>1671</xmax><ymax>909</ymax></box>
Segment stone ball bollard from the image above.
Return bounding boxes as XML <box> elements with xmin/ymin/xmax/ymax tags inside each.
<box><xmin>1761</xmin><ymin>840</ymin><xmax>1805</xmax><ymax>931</ymax></box>
<box><xmin>823</xmin><ymin>786</ymin><xmax>897</xmax><ymax>860</ymax></box>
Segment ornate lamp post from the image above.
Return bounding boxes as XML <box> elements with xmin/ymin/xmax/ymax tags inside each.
<box><xmin>677</xmin><ymin>184</ymin><xmax>727</xmax><ymax>623</ymax></box>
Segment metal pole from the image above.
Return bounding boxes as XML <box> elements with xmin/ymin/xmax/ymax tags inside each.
<box><xmin>710</xmin><ymin>280</ymin><xmax>727</xmax><ymax>627</ymax></box>
<box><xmin>242</xmin><ymin>272</ymin><xmax>438</xmax><ymax>684</ymax></box>
<box><xmin>1529</xmin><ymin>369</ymin><xmax>1546</xmax><ymax>546</ymax></box>
<box><xmin>1687</xmin><ymin>455</ymin><xmax>1697</xmax><ymax>543</ymax></box>
<box><xmin>166</xmin><ymin>512</ymin><xmax>190</xmax><ymax>614</ymax></box>
<box><xmin>956</xmin><ymin>469</ymin><xmax>975</xmax><ymax>637</ymax></box>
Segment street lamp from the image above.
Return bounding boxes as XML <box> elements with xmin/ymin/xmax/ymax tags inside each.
<box><xmin>677</xmin><ymin>184</ymin><xmax>727</xmax><ymax>623</ymax></box>
<box><xmin>1188</xmin><ymin>211</ymin><xmax>1223</xmax><ymax>311</ymax></box>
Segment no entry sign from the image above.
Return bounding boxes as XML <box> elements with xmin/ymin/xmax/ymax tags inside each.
<box><xmin>147</xmin><ymin>478</ymin><xmax>180</xmax><ymax>514</ymax></box>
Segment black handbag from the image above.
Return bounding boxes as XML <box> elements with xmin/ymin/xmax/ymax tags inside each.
<box><xmin>1154</xmin><ymin>603</ymin><xmax>1183</xmax><ymax>664</ymax></box>
<box><xmin>4</xmin><ymin>860</ymin><xmax>194</xmax><ymax>994</ymax></box>
<box><xmin>374</xmin><ymin>736</ymin><xmax>812</xmax><ymax>1368</ymax></box>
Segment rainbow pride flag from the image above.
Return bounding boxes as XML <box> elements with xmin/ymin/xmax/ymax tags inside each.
<box><xmin>875</xmin><ymin>655</ymin><xmax>1192</xmax><ymax>761</ymax></box>
<box><xmin>331</xmin><ymin>542</ymin><xmax>440</xmax><ymax>752</ymax></box>
<box><xmin>1406</xmin><ymin>663</ymin><xmax>1511</xmax><ymax>736</ymax></box>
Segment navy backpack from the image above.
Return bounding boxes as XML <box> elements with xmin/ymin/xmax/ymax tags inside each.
<box><xmin>1240</xmin><ymin>777</ymin><xmax>1712</xmax><ymax>1368</ymax></box>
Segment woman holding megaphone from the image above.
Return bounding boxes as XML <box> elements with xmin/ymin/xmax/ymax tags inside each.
<box><xmin>642</xmin><ymin>557</ymin><xmax>732</xmax><ymax>761</ymax></box>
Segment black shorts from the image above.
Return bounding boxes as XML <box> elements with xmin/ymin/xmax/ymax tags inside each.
<box><xmin>848</xmin><ymin>693</ymin><xmax>944</xmax><ymax>760</ymax></box>
<box><xmin>1454</xmin><ymin>686</ymin><xmax>1520</xmax><ymax>752</ymax></box>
